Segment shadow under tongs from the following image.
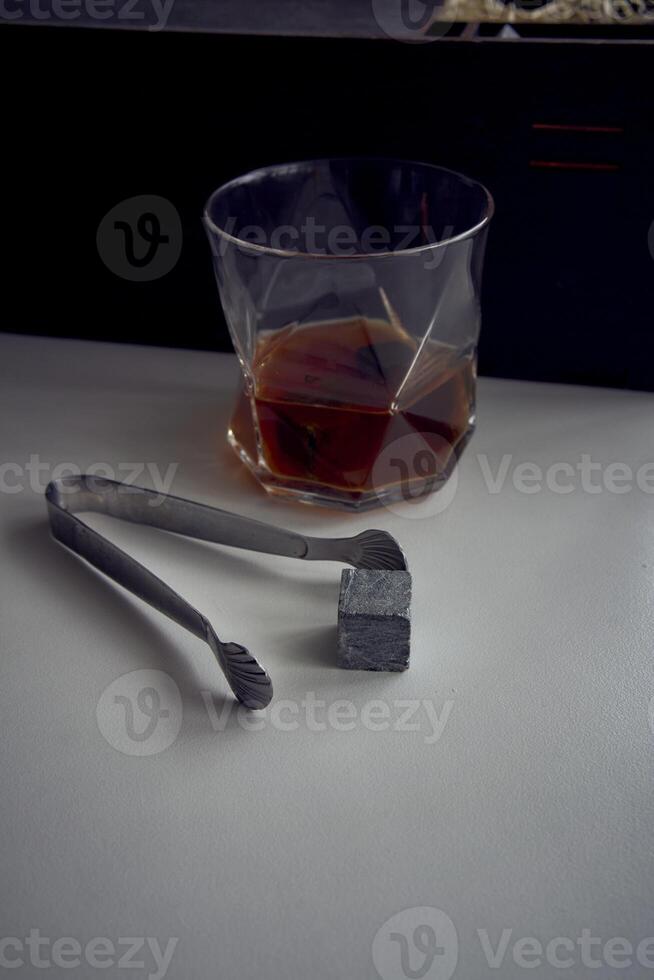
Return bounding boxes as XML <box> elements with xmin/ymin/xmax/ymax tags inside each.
<box><xmin>283</xmin><ymin>624</ymin><xmax>340</xmax><ymax>670</ymax></box>
<box><xmin>10</xmin><ymin>511</ymin><xmax>350</xmax><ymax>719</ymax></box>
<box><xmin>6</xmin><ymin>517</ymin><xmax>248</xmax><ymax>724</ymax></box>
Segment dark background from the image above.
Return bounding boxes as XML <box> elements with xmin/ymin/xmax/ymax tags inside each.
<box><xmin>2</xmin><ymin>24</ymin><xmax>653</xmax><ymax>388</ymax></box>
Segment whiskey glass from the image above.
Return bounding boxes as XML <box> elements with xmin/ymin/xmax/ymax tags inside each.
<box><xmin>204</xmin><ymin>158</ymin><xmax>493</xmax><ymax>510</ymax></box>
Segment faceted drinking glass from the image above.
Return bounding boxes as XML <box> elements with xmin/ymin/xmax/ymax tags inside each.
<box><xmin>204</xmin><ymin>158</ymin><xmax>493</xmax><ymax>510</ymax></box>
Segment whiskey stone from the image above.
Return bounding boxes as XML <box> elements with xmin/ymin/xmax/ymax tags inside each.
<box><xmin>337</xmin><ymin>568</ymin><xmax>411</xmax><ymax>671</ymax></box>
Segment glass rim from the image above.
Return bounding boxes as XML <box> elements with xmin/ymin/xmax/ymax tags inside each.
<box><xmin>203</xmin><ymin>156</ymin><xmax>495</xmax><ymax>260</ymax></box>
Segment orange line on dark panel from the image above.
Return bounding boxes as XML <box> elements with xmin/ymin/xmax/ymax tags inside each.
<box><xmin>529</xmin><ymin>159</ymin><xmax>620</xmax><ymax>172</ymax></box>
<box><xmin>532</xmin><ymin>123</ymin><xmax>624</xmax><ymax>134</ymax></box>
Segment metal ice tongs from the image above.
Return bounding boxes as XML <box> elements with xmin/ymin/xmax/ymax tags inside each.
<box><xmin>45</xmin><ymin>475</ymin><xmax>407</xmax><ymax>709</ymax></box>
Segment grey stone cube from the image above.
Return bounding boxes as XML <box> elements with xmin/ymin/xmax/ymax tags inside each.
<box><xmin>337</xmin><ymin>569</ymin><xmax>411</xmax><ymax>671</ymax></box>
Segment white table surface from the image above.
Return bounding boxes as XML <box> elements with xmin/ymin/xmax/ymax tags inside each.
<box><xmin>1</xmin><ymin>333</ymin><xmax>654</xmax><ymax>980</ymax></box>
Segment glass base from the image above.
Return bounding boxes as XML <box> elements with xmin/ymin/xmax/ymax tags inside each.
<box><xmin>227</xmin><ymin>425</ymin><xmax>472</xmax><ymax>512</ymax></box>
<box><xmin>226</xmin><ymin>345</ymin><xmax>476</xmax><ymax>511</ymax></box>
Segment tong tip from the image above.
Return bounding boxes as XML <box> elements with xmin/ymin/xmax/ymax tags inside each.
<box><xmin>350</xmin><ymin>529</ymin><xmax>409</xmax><ymax>571</ymax></box>
<box><xmin>221</xmin><ymin>642</ymin><xmax>274</xmax><ymax>710</ymax></box>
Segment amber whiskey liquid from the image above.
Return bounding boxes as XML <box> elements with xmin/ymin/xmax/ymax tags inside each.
<box><xmin>229</xmin><ymin>317</ymin><xmax>475</xmax><ymax>506</ymax></box>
